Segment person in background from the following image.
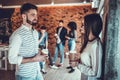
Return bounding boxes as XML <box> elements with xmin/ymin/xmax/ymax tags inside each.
<box><xmin>71</xmin><ymin>13</ymin><xmax>103</xmax><ymax>80</ymax></box>
<box><xmin>53</xmin><ymin>20</ymin><xmax>67</xmax><ymax>67</ymax></box>
<box><xmin>8</xmin><ymin>3</ymin><xmax>47</xmax><ymax>80</ymax></box>
<box><xmin>38</xmin><ymin>26</ymin><xmax>48</xmax><ymax>74</ymax></box>
<box><xmin>66</xmin><ymin>21</ymin><xmax>77</xmax><ymax>73</ymax></box>
<box><xmin>38</xmin><ymin>26</ymin><xmax>58</xmax><ymax>74</ymax></box>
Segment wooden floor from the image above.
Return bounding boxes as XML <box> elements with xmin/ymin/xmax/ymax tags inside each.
<box><xmin>0</xmin><ymin>57</ymin><xmax>81</xmax><ymax>80</ymax></box>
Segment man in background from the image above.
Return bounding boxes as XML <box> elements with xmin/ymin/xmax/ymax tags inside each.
<box><xmin>53</xmin><ymin>20</ymin><xmax>67</xmax><ymax>67</ymax></box>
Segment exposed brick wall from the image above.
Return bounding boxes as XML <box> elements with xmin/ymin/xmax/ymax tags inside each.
<box><xmin>11</xmin><ymin>4</ymin><xmax>96</xmax><ymax>55</ymax></box>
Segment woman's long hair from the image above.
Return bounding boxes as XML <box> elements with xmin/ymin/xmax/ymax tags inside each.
<box><xmin>80</xmin><ymin>13</ymin><xmax>103</xmax><ymax>53</ymax></box>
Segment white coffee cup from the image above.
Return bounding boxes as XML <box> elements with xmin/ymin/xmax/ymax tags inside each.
<box><xmin>41</xmin><ymin>49</ymin><xmax>48</xmax><ymax>55</ymax></box>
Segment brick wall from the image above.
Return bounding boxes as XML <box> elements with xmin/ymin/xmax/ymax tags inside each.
<box><xmin>11</xmin><ymin>4</ymin><xmax>95</xmax><ymax>55</ymax></box>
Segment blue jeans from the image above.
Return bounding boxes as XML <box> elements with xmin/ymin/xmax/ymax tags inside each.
<box><xmin>53</xmin><ymin>43</ymin><xmax>64</xmax><ymax>64</ymax></box>
<box><xmin>39</xmin><ymin>62</ymin><xmax>45</xmax><ymax>69</ymax></box>
<box><xmin>68</xmin><ymin>39</ymin><xmax>76</xmax><ymax>51</ymax></box>
<box><xmin>39</xmin><ymin>52</ymin><xmax>53</xmax><ymax>69</ymax></box>
<box><xmin>16</xmin><ymin>73</ymin><xmax>43</xmax><ymax>80</ymax></box>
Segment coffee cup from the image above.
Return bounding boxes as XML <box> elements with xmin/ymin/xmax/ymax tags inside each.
<box><xmin>41</xmin><ymin>49</ymin><xmax>48</xmax><ymax>55</ymax></box>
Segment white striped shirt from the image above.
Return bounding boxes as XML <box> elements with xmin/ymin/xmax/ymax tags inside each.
<box><xmin>8</xmin><ymin>24</ymin><xmax>41</xmax><ymax>77</ymax></box>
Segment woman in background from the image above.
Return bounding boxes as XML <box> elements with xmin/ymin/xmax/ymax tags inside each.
<box><xmin>66</xmin><ymin>21</ymin><xmax>77</xmax><ymax>73</ymax></box>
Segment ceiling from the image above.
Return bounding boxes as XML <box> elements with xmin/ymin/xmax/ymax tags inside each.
<box><xmin>0</xmin><ymin>0</ymin><xmax>91</xmax><ymax>6</ymax></box>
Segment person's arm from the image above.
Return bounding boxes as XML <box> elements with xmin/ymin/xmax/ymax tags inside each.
<box><xmin>65</xmin><ymin>31</ymin><xmax>70</xmax><ymax>40</ymax></box>
<box><xmin>74</xmin><ymin>30</ymin><xmax>77</xmax><ymax>41</ymax></box>
<box><xmin>78</xmin><ymin>44</ymin><xmax>99</xmax><ymax>76</ymax></box>
<box><xmin>56</xmin><ymin>27</ymin><xmax>59</xmax><ymax>34</ymax></box>
<box><xmin>21</xmin><ymin>53</ymin><xmax>47</xmax><ymax>64</ymax></box>
<box><xmin>38</xmin><ymin>33</ymin><xmax>44</xmax><ymax>44</ymax></box>
<box><xmin>45</xmin><ymin>33</ymin><xmax>48</xmax><ymax>49</ymax></box>
<box><xmin>8</xmin><ymin>34</ymin><xmax>23</xmax><ymax>65</ymax></box>
<box><xmin>64</xmin><ymin>28</ymin><xmax>70</xmax><ymax>39</ymax></box>
<box><xmin>65</xmin><ymin>36</ymin><xmax>70</xmax><ymax>40</ymax></box>
<box><xmin>8</xmin><ymin>33</ymin><xmax>46</xmax><ymax>65</ymax></box>
<box><xmin>54</xmin><ymin>27</ymin><xmax>59</xmax><ymax>38</ymax></box>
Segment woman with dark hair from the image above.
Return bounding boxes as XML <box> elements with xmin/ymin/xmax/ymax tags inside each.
<box><xmin>71</xmin><ymin>13</ymin><xmax>103</xmax><ymax>80</ymax></box>
<box><xmin>66</xmin><ymin>21</ymin><xmax>77</xmax><ymax>73</ymax></box>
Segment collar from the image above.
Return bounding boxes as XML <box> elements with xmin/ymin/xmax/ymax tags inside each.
<box><xmin>22</xmin><ymin>24</ymin><xmax>32</xmax><ymax>31</ymax></box>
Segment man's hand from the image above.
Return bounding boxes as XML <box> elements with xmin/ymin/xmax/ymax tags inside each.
<box><xmin>33</xmin><ymin>53</ymin><xmax>48</xmax><ymax>62</ymax></box>
<box><xmin>54</xmin><ymin>33</ymin><xmax>58</xmax><ymax>38</ymax></box>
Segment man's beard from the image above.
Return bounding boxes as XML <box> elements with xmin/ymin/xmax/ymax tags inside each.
<box><xmin>26</xmin><ymin>17</ymin><xmax>37</xmax><ymax>26</ymax></box>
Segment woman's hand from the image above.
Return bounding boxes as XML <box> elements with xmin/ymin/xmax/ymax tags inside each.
<box><xmin>74</xmin><ymin>53</ymin><xmax>81</xmax><ymax>64</ymax></box>
<box><xmin>70</xmin><ymin>61</ymin><xmax>78</xmax><ymax>67</ymax></box>
<box><xmin>65</xmin><ymin>36</ymin><xmax>70</xmax><ymax>40</ymax></box>
<box><xmin>75</xmin><ymin>53</ymin><xmax>80</xmax><ymax>60</ymax></box>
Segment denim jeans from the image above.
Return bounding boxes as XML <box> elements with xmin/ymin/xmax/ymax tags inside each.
<box><xmin>68</xmin><ymin>39</ymin><xmax>76</xmax><ymax>51</ymax></box>
<box><xmin>39</xmin><ymin>52</ymin><xmax>53</xmax><ymax>69</ymax></box>
<box><xmin>48</xmin><ymin>52</ymin><xmax>54</xmax><ymax>66</ymax></box>
<box><xmin>53</xmin><ymin>43</ymin><xmax>64</xmax><ymax>64</ymax></box>
<box><xmin>16</xmin><ymin>72</ymin><xmax>43</xmax><ymax>80</ymax></box>
<box><xmin>39</xmin><ymin>62</ymin><xmax>45</xmax><ymax>69</ymax></box>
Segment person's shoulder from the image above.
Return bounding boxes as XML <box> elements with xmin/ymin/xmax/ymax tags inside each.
<box><xmin>10</xmin><ymin>28</ymin><xmax>21</xmax><ymax>40</ymax></box>
<box><xmin>33</xmin><ymin>29</ymin><xmax>38</xmax><ymax>32</ymax></box>
<box><xmin>12</xmin><ymin>26</ymin><xmax>23</xmax><ymax>34</ymax></box>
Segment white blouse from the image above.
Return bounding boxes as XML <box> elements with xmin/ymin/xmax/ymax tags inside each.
<box><xmin>78</xmin><ymin>39</ymin><xmax>102</xmax><ymax>80</ymax></box>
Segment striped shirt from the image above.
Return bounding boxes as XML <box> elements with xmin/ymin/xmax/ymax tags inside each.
<box><xmin>8</xmin><ymin>24</ymin><xmax>41</xmax><ymax>77</ymax></box>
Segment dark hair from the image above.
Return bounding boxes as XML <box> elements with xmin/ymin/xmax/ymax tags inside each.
<box><xmin>67</xmin><ymin>21</ymin><xmax>77</xmax><ymax>30</ymax></box>
<box><xmin>59</xmin><ymin>20</ymin><xmax>64</xmax><ymax>23</ymax></box>
<box><xmin>20</xmin><ymin>3</ymin><xmax>38</xmax><ymax>14</ymax></box>
<box><xmin>80</xmin><ymin>13</ymin><xmax>103</xmax><ymax>53</ymax></box>
<box><xmin>40</xmin><ymin>26</ymin><xmax>46</xmax><ymax>30</ymax></box>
